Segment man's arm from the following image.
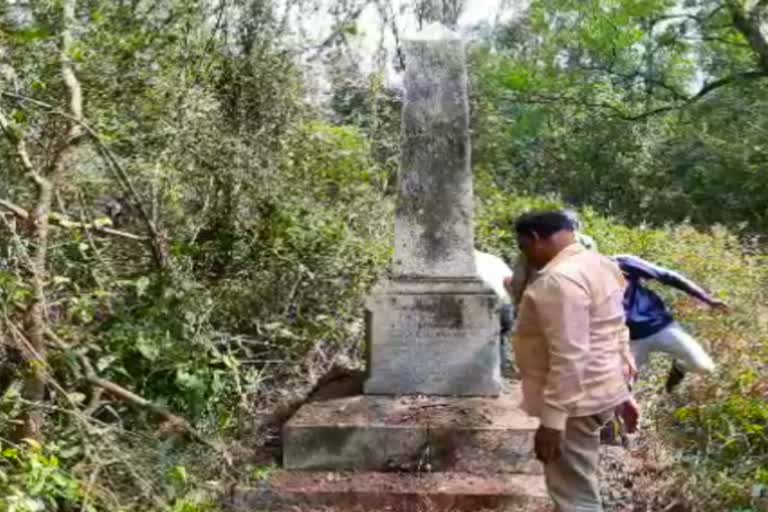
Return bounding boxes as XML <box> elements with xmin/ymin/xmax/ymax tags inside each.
<box><xmin>533</xmin><ymin>274</ymin><xmax>591</xmax><ymax>431</ymax></box>
<box><xmin>616</xmin><ymin>255</ymin><xmax>720</xmax><ymax>306</ymax></box>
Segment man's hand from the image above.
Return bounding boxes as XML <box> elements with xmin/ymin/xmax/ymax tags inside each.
<box><xmin>623</xmin><ymin>353</ymin><xmax>638</xmax><ymax>383</ymax></box>
<box><xmin>534</xmin><ymin>426</ymin><xmax>562</xmax><ymax>464</ymax></box>
<box><xmin>616</xmin><ymin>397</ymin><xmax>640</xmax><ymax>434</ymax></box>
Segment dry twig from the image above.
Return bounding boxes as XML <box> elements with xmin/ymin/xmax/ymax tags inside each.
<box><xmin>0</xmin><ymin>197</ymin><xmax>147</xmax><ymax>241</ymax></box>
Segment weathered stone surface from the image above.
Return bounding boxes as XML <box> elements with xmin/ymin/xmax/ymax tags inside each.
<box><xmin>227</xmin><ymin>471</ymin><xmax>549</xmax><ymax>512</ymax></box>
<box><xmin>394</xmin><ymin>32</ymin><xmax>474</xmax><ymax>278</ymax></box>
<box><xmin>283</xmin><ymin>383</ymin><xmax>541</xmax><ymax>474</ymax></box>
<box><xmin>364</xmin><ymin>278</ymin><xmax>501</xmax><ymax>396</ymax></box>
<box><xmin>360</xmin><ymin>28</ymin><xmax>502</xmax><ymax>397</ymax></box>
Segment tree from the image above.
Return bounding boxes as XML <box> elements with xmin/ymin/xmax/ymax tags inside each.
<box><xmin>470</xmin><ymin>0</ymin><xmax>768</xmax><ymax>233</ymax></box>
<box><xmin>0</xmin><ymin>0</ymin><xmax>85</xmax><ymax>441</ymax></box>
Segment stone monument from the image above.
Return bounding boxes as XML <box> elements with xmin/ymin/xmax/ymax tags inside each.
<box><xmin>263</xmin><ymin>25</ymin><xmax>545</xmax><ymax>510</ymax></box>
<box><xmin>364</xmin><ymin>24</ymin><xmax>501</xmax><ymax>396</ymax></box>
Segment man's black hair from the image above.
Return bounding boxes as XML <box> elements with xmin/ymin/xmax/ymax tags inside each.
<box><xmin>514</xmin><ymin>210</ymin><xmax>575</xmax><ymax>239</ymax></box>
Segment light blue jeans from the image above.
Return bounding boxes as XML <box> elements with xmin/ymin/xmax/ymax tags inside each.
<box><xmin>630</xmin><ymin>322</ymin><xmax>715</xmax><ymax>373</ymax></box>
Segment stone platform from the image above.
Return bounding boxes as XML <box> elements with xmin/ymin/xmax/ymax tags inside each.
<box><xmin>283</xmin><ymin>379</ymin><xmax>541</xmax><ymax>475</ymax></box>
<box><xmin>228</xmin><ymin>471</ymin><xmax>549</xmax><ymax>512</ymax></box>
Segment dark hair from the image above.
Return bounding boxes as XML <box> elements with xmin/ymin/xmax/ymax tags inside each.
<box><xmin>514</xmin><ymin>211</ymin><xmax>575</xmax><ymax>239</ymax></box>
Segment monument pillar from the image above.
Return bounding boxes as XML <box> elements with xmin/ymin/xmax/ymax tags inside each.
<box><xmin>364</xmin><ymin>27</ymin><xmax>501</xmax><ymax>397</ymax></box>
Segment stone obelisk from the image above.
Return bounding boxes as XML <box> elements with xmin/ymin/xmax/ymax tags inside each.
<box><xmin>364</xmin><ymin>25</ymin><xmax>501</xmax><ymax>397</ymax></box>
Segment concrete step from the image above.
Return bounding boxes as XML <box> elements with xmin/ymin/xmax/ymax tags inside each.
<box><xmin>227</xmin><ymin>471</ymin><xmax>550</xmax><ymax>512</ymax></box>
<box><xmin>283</xmin><ymin>381</ymin><xmax>541</xmax><ymax>474</ymax></box>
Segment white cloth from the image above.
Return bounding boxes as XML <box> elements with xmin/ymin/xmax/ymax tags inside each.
<box><xmin>474</xmin><ymin>249</ymin><xmax>513</xmax><ymax>303</ymax></box>
<box><xmin>630</xmin><ymin>322</ymin><xmax>715</xmax><ymax>373</ymax></box>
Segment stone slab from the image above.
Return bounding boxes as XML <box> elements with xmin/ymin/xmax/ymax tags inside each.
<box><xmin>283</xmin><ymin>383</ymin><xmax>541</xmax><ymax>474</ymax></box>
<box><xmin>364</xmin><ymin>278</ymin><xmax>501</xmax><ymax>396</ymax></box>
<box><xmin>227</xmin><ymin>471</ymin><xmax>549</xmax><ymax>512</ymax></box>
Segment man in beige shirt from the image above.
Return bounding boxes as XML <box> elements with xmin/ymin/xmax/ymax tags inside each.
<box><xmin>505</xmin><ymin>211</ymin><xmax>638</xmax><ymax>512</ymax></box>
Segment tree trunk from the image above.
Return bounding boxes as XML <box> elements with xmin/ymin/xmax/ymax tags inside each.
<box><xmin>15</xmin><ymin>0</ymin><xmax>83</xmax><ymax>441</ymax></box>
<box><xmin>16</xmin><ymin>180</ymin><xmax>53</xmax><ymax>440</ymax></box>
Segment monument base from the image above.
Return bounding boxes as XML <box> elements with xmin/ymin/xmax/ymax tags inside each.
<box><xmin>283</xmin><ymin>381</ymin><xmax>541</xmax><ymax>475</ymax></box>
<box><xmin>364</xmin><ymin>277</ymin><xmax>502</xmax><ymax>396</ymax></box>
<box><xmin>227</xmin><ymin>471</ymin><xmax>549</xmax><ymax>512</ymax></box>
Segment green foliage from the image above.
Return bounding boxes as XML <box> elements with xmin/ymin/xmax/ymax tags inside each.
<box><xmin>0</xmin><ymin>440</ymin><xmax>91</xmax><ymax>512</ymax></box>
<box><xmin>248</xmin><ymin>463</ymin><xmax>277</xmax><ymax>482</ymax></box>
<box><xmin>471</xmin><ymin>0</ymin><xmax>768</xmax><ymax>234</ymax></box>
<box><xmin>0</xmin><ymin>0</ymin><xmax>391</xmax><ymax>509</ymax></box>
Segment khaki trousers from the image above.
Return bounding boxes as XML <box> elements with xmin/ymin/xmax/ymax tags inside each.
<box><xmin>544</xmin><ymin>411</ymin><xmax>613</xmax><ymax>512</ymax></box>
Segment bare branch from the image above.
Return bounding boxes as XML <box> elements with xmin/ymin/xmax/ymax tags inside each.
<box><xmin>0</xmin><ymin>198</ymin><xmax>30</xmax><ymax>219</ymax></box>
<box><xmin>510</xmin><ymin>70</ymin><xmax>768</xmax><ymax>121</ymax></box>
<box><xmin>0</xmin><ymin>198</ymin><xmax>147</xmax><ymax>241</ymax></box>
<box><xmin>61</xmin><ymin>0</ymin><xmax>83</xmax><ymax>135</ymax></box>
<box><xmin>578</xmin><ymin>65</ymin><xmax>689</xmax><ymax>101</ymax></box>
<box><xmin>308</xmin><ymin>4</ymin><xmax>367</xmax><ymax>60</ymax></box>
<box><xmin>0</xmin><ymin>106</ymin><xmax>47</xmax><ymax>188</ymax></box>
<box><xmin>90</xmin><ymin>138</ymin><xmax>167</xmax><ymax>267</ymax></box>
<box><xmin>377</xmin><ymin>0</ymin><xmax>406</xmax><ymax>71</ymax></box>
<box><xmin>694</xmin><ymin>70</ymin><xmax>766</xmax><ymax>97</ymax></box>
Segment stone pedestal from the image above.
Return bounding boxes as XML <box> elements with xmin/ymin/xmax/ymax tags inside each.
<box><xmin>283</xmin><ymin>382</ymin><xmax>540</xmax><ymax>475</ymax></box>
<box><xmin>364</xmin><ymin>278</ymin><xmax>501</xmax><ymax>396</ymax></box>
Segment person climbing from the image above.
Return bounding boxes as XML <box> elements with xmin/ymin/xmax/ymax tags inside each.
<box><xmin>509</xmin><ymin>208</ymin><xmax>597</xmax><ymax>309</ymax></box>
<box><xmin>614</xmin><ymin>254</ymin><xmax>729</xmax><ymax>392</ymax></box>
<box><xmin>474</xmin><ymin>249</ymin><xmax>515</xmax><ymax>372</ymax></box>
<box><xmin>505</xmin><ymin>211</ymin><xmax>638</xmax><ymax>512</ymax></box>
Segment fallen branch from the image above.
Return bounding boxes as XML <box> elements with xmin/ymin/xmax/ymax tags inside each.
<box><xmin>0</xmin><ymin>198</ymin><xmax>28</xmax><ymax>219</ymax></box>
<box><xmin>0</xmin><ymin>198</ymin><xmax>147</xmax><ymax>241</ymax></box>
<box><xmin>85</xmin><ymin>372</ymin><xmax>234</xmax><ymax>469</ymax></box>
<box><xmin>44</xmin><ymin>328</ymin><xmax>234</xmax><ymax>469</ymax></box>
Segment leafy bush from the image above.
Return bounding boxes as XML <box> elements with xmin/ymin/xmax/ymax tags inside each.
<box><xmin>0</xmin><ymin>440</ymin><xmax>88</xmax><ymax>512</ymax></box>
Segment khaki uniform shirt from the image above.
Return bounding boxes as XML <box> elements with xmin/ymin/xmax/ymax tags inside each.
<box><xmin>513</xmin><ymin>244</ymin><xmax>631</xmax><ymax>430</ymax></box>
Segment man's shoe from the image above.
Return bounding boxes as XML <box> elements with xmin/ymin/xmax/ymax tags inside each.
<box><xmin>665</xmin><ymin>363</ymin><xmax>686</xmax><ymax>393</ymax></box>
